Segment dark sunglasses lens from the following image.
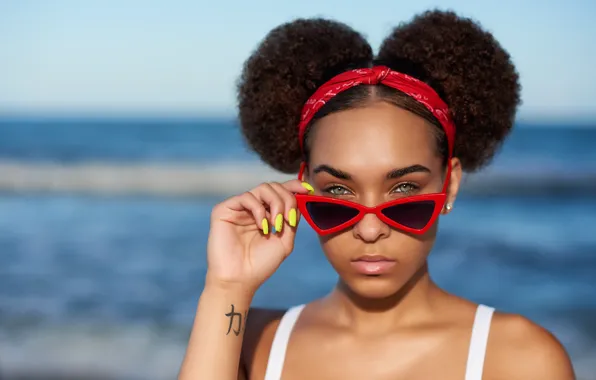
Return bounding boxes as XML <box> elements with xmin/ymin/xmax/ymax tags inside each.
<box><xmin>381</xmin><ymin>200</ymin><xmax>436</xmax><ymax>229</ymax></box>
<box><xmin>306</xmin><ymin>202</ymin><xmax>359</xmax><ymax>230</ymax></box>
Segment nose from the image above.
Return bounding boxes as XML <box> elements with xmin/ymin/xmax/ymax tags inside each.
<box><xmin>352</xmin><ymin>213</ymin><xmax>390</xmax><ymax>243</ymax></box>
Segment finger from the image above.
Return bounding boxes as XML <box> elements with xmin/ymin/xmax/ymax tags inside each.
<box><xmin>280</xmin><ymin>179</ymin><xmax>315</xmax><ymax>195</ymax></box>
<box><xmin>223</xmin><ymin>191</ymin><xmax>270</xmax><ymax>234</ymax></box>
<box><xmin>269</xmin><ymin>182</ymin><xmax>300</xmax><ymax>230</ymax></box>
<box><xmin>249</xmin><ymin>183</ymin><xmax>285</xmax><ymax>233</ymax></box>
<box><xmin>268</xmin><ymin>183</ymin><xmax>302</xmax><ymax>255</ymax></box>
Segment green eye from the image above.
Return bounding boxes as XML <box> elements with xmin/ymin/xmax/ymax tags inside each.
<box><xmin>324</xmin><ymin>185</ymin><xmax>351</xmax><ymax>196</ymax></box>
<box><xmin>393</xmin><ymin>183</ymin><xmax>419</xmax><ymax>194</ymax></box>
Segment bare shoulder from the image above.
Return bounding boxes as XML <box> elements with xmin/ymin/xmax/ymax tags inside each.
<box><xmin>485</xmin><ymin>311</ymin><xmax>575</xmax><ymax>379</ymax></box>
<box><xmin>240</xmin><ymin>307</ymin><xmax>286</xmax><ymax>377</ymax></box>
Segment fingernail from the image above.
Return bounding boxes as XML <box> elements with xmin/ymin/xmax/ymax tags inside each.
<box><xmin>275</xmin><ymin>214</ymin><xmax>283</xmax><ymax>233</ymax></box>
<box><xmin>289</xmin><ymin>208</ymin><xmax>297</xmax><ymax>227</ymax></box>
<box><xmin>301</xmin><ymin>182</ymin><xmax>314</xmax><ymax>195</ymax></box>
<box><xmin>261</xmin><ymin>218</ymin><xmax>269</xmax><ymax>235</ymax></box>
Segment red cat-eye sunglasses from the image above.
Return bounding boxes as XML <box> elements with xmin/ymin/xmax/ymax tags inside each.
<box><xmin>294</xmin><ymin>162</ymin><xmax>451</xmax><ymax>236</ymax></box>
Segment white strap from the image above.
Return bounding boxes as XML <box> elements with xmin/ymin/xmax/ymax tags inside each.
<box><xmin>263</xmin><ymin>304</ymin><xmax>306</xmax><ymax>380</ymax></box>
<box><xmin>465</xmin><ymin>304</ymin><xmax>495</xmax><ymax>380</ymax></box>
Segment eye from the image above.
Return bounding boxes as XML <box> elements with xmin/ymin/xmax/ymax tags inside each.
<box><xmin>323</xmin><ymin>185</ymin><xmax>352</xmax><ymax>196</ymax></box>
<box><xmin>392</xmin><ymin>182</ymin><xmax>419</xmax><ymax>195</ymax></box>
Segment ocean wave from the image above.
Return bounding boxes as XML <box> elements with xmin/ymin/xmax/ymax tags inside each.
<box><xmin>0</xmin><ymin>324</ymin><xmax>185</xmax><ymax>380</ymax></box>
<box><xmin>1</xmin><ymin>161</ymin><xmax>595</xmax><ymax>197</ymax></box>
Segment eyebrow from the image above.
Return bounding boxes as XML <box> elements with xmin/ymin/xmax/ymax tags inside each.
<box><xmin>313</xmin><ymin>164</ymin><xmax>431</xmax><ymax>180</ymax></box>
<box><xmin>386</xmin><ymin>164</ymin><xmax>431</xmax><ymax>179</ymax></box>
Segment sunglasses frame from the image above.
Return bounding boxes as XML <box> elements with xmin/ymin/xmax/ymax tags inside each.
<box><xmin>296</xmin><ymin>192</ymin><xmax>446</xmax><ymax>236</ymax></box>
<box><xmin>295</xmin><ymin>161</ymin><xmax>452</xmax><ymax>236</ymax></box>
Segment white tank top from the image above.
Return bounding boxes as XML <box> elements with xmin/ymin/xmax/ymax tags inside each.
<box><xmin>263</xmin><ymin>304</ymin><xmax>495</xmax><ymax>380</ymax></box>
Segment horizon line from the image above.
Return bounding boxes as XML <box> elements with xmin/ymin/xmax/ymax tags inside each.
<box><xmin>0</xmin><ymin>112</ymin><xmax>595</xmax><ymax>127</ymax></box>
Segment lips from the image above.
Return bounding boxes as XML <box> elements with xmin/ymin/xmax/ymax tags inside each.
<box><xmin>350</xmin><ymin>255</ymin><xmax>396</xmax><ymax>275</ymax></box>
<box><xmin>353</xmin><ymin>254</ymin><xmax>393</xmax><ymax>262</ymax></box>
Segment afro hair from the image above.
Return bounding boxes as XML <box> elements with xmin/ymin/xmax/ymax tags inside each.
<box><xmin>237</xmin><ymin>10</ymin><xmax>521</xmax><ymax>173</ymax></box>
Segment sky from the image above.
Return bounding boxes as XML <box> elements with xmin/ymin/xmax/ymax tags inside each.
<box><xmin>0</xmin><ymin>0</ymin><xmax>595</xmax><ymax>122</ymax></box>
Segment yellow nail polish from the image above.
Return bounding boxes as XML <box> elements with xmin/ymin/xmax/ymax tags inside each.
<box><xmin>261</xmin><ymin>218</ymin><xmax>269</xmax><ymax>235</ymax></box>
<box><xmin>275</xmin><ymin>213</ymin><xmax>283</xmax><ymax>233</ymax></box>
<box><xmin>301</xmin><ymin>182</ymin><xmax>315</xmax><ymax>195</ymax></box>
<box><xmin>289</xmin><ymin>208</ymin><xmax>297</xmax><ymax>227</ymax></box>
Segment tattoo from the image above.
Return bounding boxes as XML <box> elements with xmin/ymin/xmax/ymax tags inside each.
<box><xmin>225</xmin><ymin>304</ymin><xmax>248</xmax><ymax>336</ymax></box>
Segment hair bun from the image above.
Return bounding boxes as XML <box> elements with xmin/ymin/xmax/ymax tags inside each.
<box><xmin>378</xmin><ymin>10</ymin><xmax>521</xmax><ymax>171</ymax></box>
<box><xmin>237</xmin><ymin>18</ymin><xmax>373</xmax><ymax>173</ymax></box>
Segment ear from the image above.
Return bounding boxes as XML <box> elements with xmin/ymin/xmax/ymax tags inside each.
<box><xmin>442</xmin><ymin>157</ymin><xmax>462</xmax><ymax>214</ymax></box>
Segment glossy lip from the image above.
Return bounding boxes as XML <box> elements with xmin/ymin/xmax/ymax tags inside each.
<box><xmin>350</xmin><ymin>254</ymin><xmax>396</xmax><ymax>275</ymax></box>
<box><xmin>351</xmin><ymin>254</ymin><xmax>395</xmax><ymax>263</ymax></box>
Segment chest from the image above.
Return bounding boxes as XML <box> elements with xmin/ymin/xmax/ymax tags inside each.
<box><xmin>252</xmin><ymin>328</ymin><xmax>476</xmax><ymax>380</ymax></box>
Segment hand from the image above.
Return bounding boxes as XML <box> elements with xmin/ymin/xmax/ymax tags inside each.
<box><xmin>205</xmin><ymin>180</ymin><xmax>313</xmax><ymax>294</ymax></box>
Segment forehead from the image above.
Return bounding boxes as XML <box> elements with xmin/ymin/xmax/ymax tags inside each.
<box><xmin>309</xmin><ymin>102</ymin><xmax>439</xmax><ymax>170</ymax></box>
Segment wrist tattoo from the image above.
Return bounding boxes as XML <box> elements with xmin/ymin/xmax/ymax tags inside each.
<box><xmin>225</xmin><ymin>304</ymin><xmax>248</xmax><ymax>336</ymax></box>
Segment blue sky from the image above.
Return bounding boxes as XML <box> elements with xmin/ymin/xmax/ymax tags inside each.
<box><xmin>0</xmin><ymin>0</ymin><xmax>595</xmax><ymax>121</ymax></box>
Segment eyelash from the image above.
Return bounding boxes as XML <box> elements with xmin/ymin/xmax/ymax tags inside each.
<box><xmin>392</xmin><ymin>182</ymin><xmax>420</xmax><ymax>194</ymax></box>
<box><xmin>323</xmin><ymin>182</ymin><xmax>420</xmax><ymax>196</ymax></box>
<box><xmin>323</xmin><ymin>185</ymin><xmax>352</xmax><ymax>196</ymax></box>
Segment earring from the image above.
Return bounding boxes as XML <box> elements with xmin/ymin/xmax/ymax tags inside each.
<box><xmin>445</xmin><ymin>203</ymin><xmax>453</xmax><ymax>212</ymax></box>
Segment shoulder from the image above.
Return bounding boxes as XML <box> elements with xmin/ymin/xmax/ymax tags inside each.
<box><xmin>244</xmin><ymin>307</ymin><xmax>287</xmax><ymax>348</ymax></box>
<box><xmin>240</xmin><ymin>307</ymin><xmax>287</xmax><ymax>377</ymax></box>
<box><xmin>485</xmin><ymin>311</ymin><xmax>575</xmax><ymax>379</ymax></box>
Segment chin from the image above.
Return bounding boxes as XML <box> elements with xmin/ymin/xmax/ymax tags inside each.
<box><xmin>341</xmin><ymin>275</ymin><xmax>406</xmax><ymax>300</ymax></box>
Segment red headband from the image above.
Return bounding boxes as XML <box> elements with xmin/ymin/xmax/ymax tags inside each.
<box><xmin>297</xmin><ymin>65</ymin><xmax>456</xmax><ymax>156</ymax></box>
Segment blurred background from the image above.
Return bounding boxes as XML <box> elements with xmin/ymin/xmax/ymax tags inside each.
<box><xmin>1</xmin><ymin>0</ymin><xmax>595</xmax><ymax>379</ymax></box>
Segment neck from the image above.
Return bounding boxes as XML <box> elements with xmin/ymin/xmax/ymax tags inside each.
<box><xmin>325</xmin><ymin>262</ymin><xmax>443</xmax><ymax>334</ymax></box>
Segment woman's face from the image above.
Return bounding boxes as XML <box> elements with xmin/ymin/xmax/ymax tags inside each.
<box><xmin>306</xmin><ymin>101</ymin><xmax>461</xmax><ymax>299</ymax></box>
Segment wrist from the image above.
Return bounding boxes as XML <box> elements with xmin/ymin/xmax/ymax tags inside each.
<box><xmin>203</xmin><ymin>275</ymin><xmax>257</xmax><ymax>300</ymax></box>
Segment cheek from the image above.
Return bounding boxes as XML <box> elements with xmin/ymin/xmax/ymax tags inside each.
<box><xmin>318</xmin><ymin>233</ymin><xmax>349</xmax><ymax>261</ymax></box>
<box><xmin>393</xmin><ymin>222</ymin><xmax>440</xmax><ymax>262</ymax></box>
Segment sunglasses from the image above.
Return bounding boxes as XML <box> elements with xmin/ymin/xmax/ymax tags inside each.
<box><xmin>295</xmin><ymin>163</ymin><xmax>451</xmax><ymax>236</ymax></box>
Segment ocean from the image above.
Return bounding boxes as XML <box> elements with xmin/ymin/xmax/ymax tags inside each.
<box><xmin>0</xmin><ymin>118</ymin><xmax>595</xmax><ymax>379</ymax></box>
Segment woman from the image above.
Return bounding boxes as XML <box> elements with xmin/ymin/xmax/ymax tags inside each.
<box><xmin>179</xmin><ymin>10</ymin><xmax>575</xmax><ymax>380</ymax></box>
